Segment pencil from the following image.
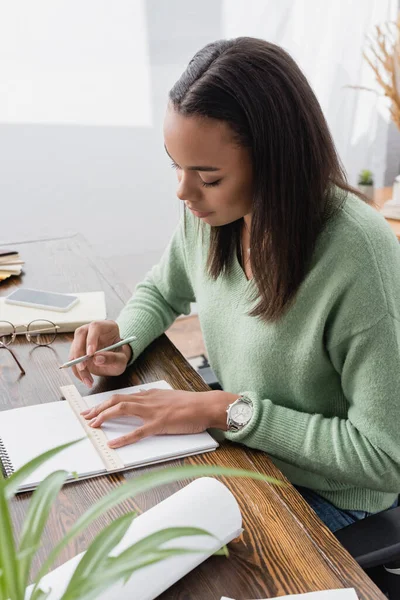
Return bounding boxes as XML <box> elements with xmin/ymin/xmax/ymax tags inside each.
<box><xmin>58</xmin><ymin>335</ymin><xmax>137</xmax><ymax>369</ymax></box>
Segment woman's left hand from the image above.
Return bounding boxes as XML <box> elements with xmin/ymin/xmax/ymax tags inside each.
<box><xmin>81</xmin><ymin>388</ymin><xmax>238</xmax><ymax>448</ymax></box>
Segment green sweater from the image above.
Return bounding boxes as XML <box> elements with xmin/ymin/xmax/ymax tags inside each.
<box><xmin>117</xmin><ymin>191</ymin><xmax>400</xmax><ymax>513</ymax></box>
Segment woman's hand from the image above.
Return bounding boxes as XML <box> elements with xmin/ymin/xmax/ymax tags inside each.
<box><xmin>81</xmin><ymin>388</ymin><xmax>238</xmax><ymax>448</ymax></box>
<box><xmin>69</xmin><ymin>320</ymin><xmax>132</xmax><ymax>388</ymax></box>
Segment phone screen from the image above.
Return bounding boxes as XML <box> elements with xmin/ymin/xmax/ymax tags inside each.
<box><xmin>6</xmin><ymin>288</ymin><xmax>78</xmax><ymax>310</ymax></box>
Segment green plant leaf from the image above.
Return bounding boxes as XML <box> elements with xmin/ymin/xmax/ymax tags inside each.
<box><xmin>18</xmin><ymin>470</ymin><xmax>70</xmax><ymax>592</ymax></box>
<box><xmin>117</xmin><ymin>546</ymin><xmax>229</xmax><ymax>583</ymax></box>
<box><xmin>95</xmin><ymin>527</ymin><xmax>221</xmax><ymax>593</ymax></box>
<box><xmin>0</xmin><ymin>480</ymin><xmax>20</xmax><ymax>600</ymax></box>
<box><xmin>358</xmin><ymin>169</ymin><xmax>374</xmax><ymax>185</ymax></box>
<box><xmin>63</xmin><ymin>527</ymin><xmax>208</xmax><ymax>600</ymax></box>
<box><xmin>61</xmin><ymin>512</ymin><xmax>136</xmax><ymax>597</ymax></box>
<box><xmin>100</xmin><ymin>546</ymin><xmax>204</xmax><ymax>582</ymax></box>
<box><xmin>214</xmin><ymin>546</ymin><xmax>229</xmax><ymax>557</ymax></box>
<box><xmin>17</xmin><ymin>546</ymin><xmax>39</xmax><ymax>561</ymax></box>
<box><xmin>63</xmin><ymin>526</ymin><xmax>224</xmax><ymax>600</ymax></box>
<box><xmin>106</xmin><ymin>525</ymin><xmax>216</xmax><ymax>565</ymax></box>
<box><xmin>62</xmin><ymin>547</ymin><xmax>205</xmax><ymax>600</ymax></box>
<box><xmin>5</xmin><ymin>440</ymin><xmax>83</xmax><ymax>499</ymax></box>
<box><xmin>0</xmin><ymin>568</ymin><xmax>4</xmax><ymax>600</ymax></box>
<box><xmin>29</xmin><ymin>586</ymin><xmax>52</xmax><ymax>600</ymax></box>
<box><xmin>32</xmin><ymin>464</ymin><xmax>283</xmax><ymax>598</ymax></box>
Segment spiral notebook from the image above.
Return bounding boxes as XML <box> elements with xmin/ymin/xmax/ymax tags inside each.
<box><xmin>0</xmin><ymin>380</ymin><xmax>218</xmax><ymax>493</ymax></box>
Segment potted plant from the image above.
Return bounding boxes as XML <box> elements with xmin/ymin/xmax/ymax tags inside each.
<box><xmin>0</xmin><ymin>441</ymin><xmax>280</xmax><ymax>600</ymax></box>
<box><xmin>358</xmin><ymin>169</ymin><xmax>375</xmax><ymax>201</ymax></box>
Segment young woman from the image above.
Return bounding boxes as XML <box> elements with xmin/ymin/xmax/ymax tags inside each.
<box><xmin>69</xmin><ymin>37</ymin><xmax>400</xmax><ymax>533</ymax></box>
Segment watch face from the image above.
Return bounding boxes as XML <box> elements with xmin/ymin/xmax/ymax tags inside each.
<box><xmin>231</xmin><ymin>401</ymin><xmax>252</xmax><ymax>426</ymax></box>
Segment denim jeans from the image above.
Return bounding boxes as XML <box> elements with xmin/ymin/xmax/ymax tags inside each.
<box><xmin>295</xmin><ymin>485</ymin><xmax>399</xmax><ymax>533</ymax></box>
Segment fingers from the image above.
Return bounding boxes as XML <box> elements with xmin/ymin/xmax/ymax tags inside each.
<box><xmin>76</xmin><ymin>361</ymin><xmax>94</xmax><ymax>388</ymax></box>
<box><xmin>88</xmin><ymin>401</ymin><xmax>148</xmax><ymax>428</ymax></box>
<box><xmin>81</xmin><ymin>393</ymin><xmax>125</xmax><ymax>419</ymax></box>
<box><xmin>108</xmin><ymin>423</ymin><xmax>158</xmax><ymax>448</ymax></box>
<box><xmin>90</xmin><ymin>351</ymin><xmax>129</xmax><ymax>376</ymax></box>
<box><xmin>69</xmin><ymin>326</ymin><xmax>93</xmax><ymax>387</ymax></box>
<box><xmin>80</xmin><ymin>389</ymin><xmax>204</xmax><ymax>449</ymax></box>
<box><xmin>81</xmin><ymin>393</ymin><xmax>140</xmax><ymax>420</ymax></box>
<box><xmin>74</xmin><ymin>322</ymin><xmax>103</xmax><ymax>382</ymax></box>
<box><xmin>75</xmin><ymin>350</ymin><xmax>127</xmax><ymax>385</ymax></box>
<box><xmin>86</xmin><ymin>324</ymin><xmax>103</xmax><ymax>357</ymax></box>
<box><xmin>71</xmin><ymin>325</ymin><xmax>89</xmax><ymax>360</ymax></box>
<box><xmin>72</xmin><ymin>364</ymin><xmax>93</xmax><ymax>388</ymax></box>
<box><xmin>68</xmin><ymin>321</ymin><xmax>126</xmax><ymax>387</ymax></box>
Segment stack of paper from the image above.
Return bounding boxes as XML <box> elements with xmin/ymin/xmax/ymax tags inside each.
<box><xmin>381</xmin><ymin>199</ymin><xmax>400</xmax><ymax>221</ymax></box>
<box><xmin>0</xmin><ymin>249</ymin><xmax>24</xmax><ymax>282</ymax></box>
<box><xmin>221</xmin><ymin>589</ymin><xmax>359</xmax><ymax>600</ymax></box>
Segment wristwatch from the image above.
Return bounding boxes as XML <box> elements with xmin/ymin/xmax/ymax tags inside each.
<box><xmin>226</xmin><ymin>395</ymin><xmax>253</xmax><ymax>432</ymax></box>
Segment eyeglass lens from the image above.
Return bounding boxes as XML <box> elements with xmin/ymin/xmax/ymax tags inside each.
<box><xmin>0</xmin><ymin>321</ymin><xmax>15</xmax><ymax>346</ymax></box>
<box><xmin>27</xmin><ymin>320</ymin><xmax>57</xmax><ymax>346</ymax></box>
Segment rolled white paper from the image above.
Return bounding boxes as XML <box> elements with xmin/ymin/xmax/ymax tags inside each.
<box><xmin>26</xmin><ymin>477</ymin><xmax>243</xmax><ymax>600</ymax></box>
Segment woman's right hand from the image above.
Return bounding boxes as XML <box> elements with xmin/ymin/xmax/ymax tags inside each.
<box><xmin>69</xmin><ymin>320</ymin><xmax>132</xmax><ymax>387</ymax></box>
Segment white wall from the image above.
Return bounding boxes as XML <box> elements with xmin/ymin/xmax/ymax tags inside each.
<box><xmin>0</xmin><ymin>1</ymin><xmax>224</xmax><ymax>293</ymax></box>
<box><xmin>0</xmin><ymin>0</ymin><xmax>188</xmax><ymax>285</ymax></box>
<box><xmin>222</xmin><ymin>0</ymin><xmax>398</xmax><ymax>188</ymax></box>
<box><xmin>1</xmin><ymin>0</ymin><xmax>398</xmax><ymax>293</ymax></box>
<box><xmin>0</xmin><ymin>0</ymin><xmax>152</xmax><ymax>126</ymax></box>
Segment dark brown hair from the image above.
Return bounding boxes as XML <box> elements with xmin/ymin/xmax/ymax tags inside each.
<box><xmin>169</xmin><ymin>37</ymin><xmax>366</xmax><ymax>321</ymax></box>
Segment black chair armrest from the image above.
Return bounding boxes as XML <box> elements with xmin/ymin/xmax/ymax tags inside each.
<box><xmin>335</xmin><ymin>506</ymin><xmax>400</xmax><ymax>569</ymax></box>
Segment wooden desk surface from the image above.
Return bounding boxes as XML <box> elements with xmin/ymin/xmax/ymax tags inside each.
<box><xmin>0</xmin><ymin>234</ymin><xmax>385</xmax><ymax>600</ymax></box>
<box><xmin>376</xmin><ymin>186</ymin><xmax>400</xmax><ymax>240</ymax></box>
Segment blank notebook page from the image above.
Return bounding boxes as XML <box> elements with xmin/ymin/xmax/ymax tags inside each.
<box><xmin>83</xmin><ymin>380</ymin><xmax>218</xmax><ymax>467</ymax></box>
<box><xmin>0</xmin><ymin>402</ymin><xmax>104</xmax><ymax>487</ymax></box>
<box><xmin>0</xmin><ymin>380</ymin><xmax>217</xmax><ymax>490</ymax></box>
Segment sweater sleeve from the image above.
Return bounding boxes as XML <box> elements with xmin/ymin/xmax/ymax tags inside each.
<box><xmin>225</xmin><ymin>313</ymin><xmax>400</xmax><ymax>492</ymax></box>
<box><xmin>116</xmin><ymin>215</ymin><xmax>195</xmax><ymax>363</ymax></box>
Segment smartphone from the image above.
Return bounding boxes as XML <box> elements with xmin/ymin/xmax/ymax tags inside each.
<box><xmin>5</xmin><ymin>288</ymin><xmax>79</xmax><ymax>312</ymax></box>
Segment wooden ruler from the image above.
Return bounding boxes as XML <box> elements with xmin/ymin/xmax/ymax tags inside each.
<box><xmin>60</xmin><ymin>384</ymin><xmax>124</xmax><ymax>472</ymax></box>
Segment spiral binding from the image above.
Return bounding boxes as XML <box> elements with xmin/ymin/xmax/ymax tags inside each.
<box><xmin>0</xmin><ymin>436</ymin><xmax>14</xmax><ymax>478</ymax></box>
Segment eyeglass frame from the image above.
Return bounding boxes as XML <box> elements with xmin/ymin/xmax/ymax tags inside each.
<box><xmin>0</xmin><ymin>320</ymin><xmax>60</xmax><ymax>376</ymax></box>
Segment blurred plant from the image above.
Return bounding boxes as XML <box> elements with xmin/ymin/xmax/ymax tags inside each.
<box><xmin>348</xmin><ymin>13</ymin><xmax>400</xmax><ymax>132</ymax></box>
<box><xmin>358</xmin><ymin>169</ymin><xmax>374</xmax><ymax>185</ymax></box>
<box><xmin>0</xmin><ymin>441</ymin><xmax>283</xmax><ymax>600</ymax></box>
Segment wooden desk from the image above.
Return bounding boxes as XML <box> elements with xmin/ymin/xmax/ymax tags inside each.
<box><xmin>0</xmin><ymin>234</ymin><xmax>385</xmax><ymax>600</ymax></box>
<box><xmin>376</xmin><ymin>186</ymin><xmax>400</xmax><ymax>240</ymax></box>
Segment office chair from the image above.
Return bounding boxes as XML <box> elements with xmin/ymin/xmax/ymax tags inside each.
<box><xmin>190</xmin><ymin>354</ymin><xmax>222</xmax><ymax>390</ymax></box>
<box><xmin>335</xmin><ymin>501</ymin><xmax>400</xmax><ymax>598</ymax></box>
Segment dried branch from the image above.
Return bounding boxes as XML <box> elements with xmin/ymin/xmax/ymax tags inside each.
<box><xmin>357</xmin><ymin>12</ymin><xmax>400</xmax><ymax>132</ymax></box>
<box><xmin>344</xmin><ymin>84</ymin><xmax>380</xmax><ymax>95</ymax></box>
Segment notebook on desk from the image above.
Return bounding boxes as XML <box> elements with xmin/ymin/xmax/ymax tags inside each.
<box><xmin>0</xmin><ymin>291</ymin><xmax>106</xmax><ymax>332</ymax></box>
<box><xmin>0</xmin><ymin>380</ymin><xmax>219</xmax><ymax>493</ymax></box>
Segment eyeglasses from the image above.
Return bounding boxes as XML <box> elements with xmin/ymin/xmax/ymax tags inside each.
<box><xmin>0</xmin><ymin>320</ymin><xmax>60</xmax><ymax>375</ymax></box>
